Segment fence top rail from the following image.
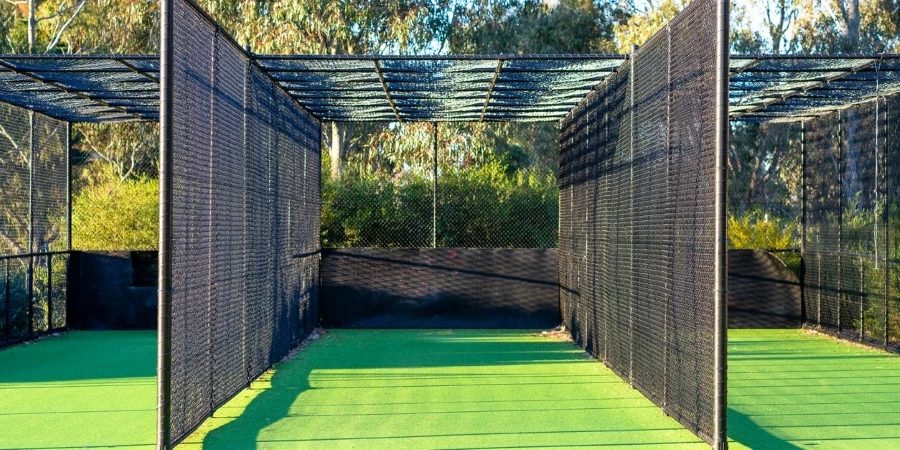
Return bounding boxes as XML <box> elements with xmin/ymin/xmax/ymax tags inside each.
<box><xmin>0</xmin><ymin>251</ymin><xmax>71</xmax><ymax>262</ymax></box>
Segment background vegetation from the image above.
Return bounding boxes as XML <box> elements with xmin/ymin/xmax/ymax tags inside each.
<box><xmin>1</xmin><ymin>0</ymin><xmax>899</xmax><ymax>251</ymax></box>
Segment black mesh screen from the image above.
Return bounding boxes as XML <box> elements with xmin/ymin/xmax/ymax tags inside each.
<box><xmin>558</xmin><ymin>0</ymin><xmax>719</xmax><ymax>442</ymax></box>
<box><xmin>802</xmin><ymin>94</ymin><xmax>900</xmax><ymax>350</ymax></box>
<box><xmin>169</xmin><ymin>0</ymin><xmax>321</xmax><ymax>442</ymax></box>
<box><xmin>0</xmin><ymin>102</ymin><xmax>70</xmax><ymax>347</ymax></box>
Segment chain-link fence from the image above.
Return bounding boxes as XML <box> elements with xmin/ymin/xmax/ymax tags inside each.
<box><xmin>558</xmin><ymin>0</ymin><xmax>723</xmax><ymax>443</ymax></box>
<box><xmin>321</xmin><ymin>122</ymin><xmax>558</xmax><ymax>249</ymax></box>
<box><xmin>0</xmin><ymin>102</ymin><xmax>70</xmax><ymax>347</ymax></box>
<box><xmin>802</xmin><ymin>94</ymin><xmax>900</xmax><ymax>350</ymax></box>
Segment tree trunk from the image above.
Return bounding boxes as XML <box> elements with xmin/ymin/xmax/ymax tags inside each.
<box><xmin>836</xmin><ymin>0</ymin><xmax>861</xmax><ymax>52</ymax></box>
<box><xmin>28</xmin><ymin>0</ymin><xmax>36</xmax><ymax>53</ymax></box>
<box><xmin>330</xmin><ymin>122</ymin><xmax>341</xmax><ymax>180</ymax></box>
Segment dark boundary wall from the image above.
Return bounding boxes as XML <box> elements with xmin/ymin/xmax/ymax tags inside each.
<box><xmin>67</xmin><ymin>251</ymin><xmax>157</xmax><ymax>330</ymax></box>
<box><xmin>728</xmin><ymin>249</ymin><xmax>801</xmax><ymax>329</ymax></box>
<box><xmin>321</xmin><ymin>248</ymin><xmax>559</xmax><ymax>329</ymax></box>
<box><xmin>557</xmin><ymin>0</ymin><xmax>727</xmax><ymax>444</ymax></box>
<box><xmin>161</xmin><ymin>0</ymin><xmax>322</xmax><ymax>445</ymax></box>
<box><xmin>802</xmin><ymin>94</ymin><xmax>900</xmax><ymax>351</ymax></box>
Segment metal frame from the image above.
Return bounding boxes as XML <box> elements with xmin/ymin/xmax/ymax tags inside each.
<box><xmin>157</xmin><ymin>0</ymin><xmax>174</xmax><ymax>448</ymax></box>
<box><xmin>713</xmin><ymin>0</ymin><xmax>730</xmax><ymax>447</ymax></box>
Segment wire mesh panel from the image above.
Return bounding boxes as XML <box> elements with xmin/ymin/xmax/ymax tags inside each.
<box><xmin>558</xmin><ymin>0</ymin><xmax>720</xmax><ymax>442</ymax></box>
<box><xmin>32</xmin><ymin>115</ymin><xmax>68</xmax><ymax>253</ymax></box>
<box><xmin>0</xmin><ymin>103</ymin><xmax>33</xmax><ymax>256</ymax></box>
<box><xmin>0</xmin><ymin>101</ymin><xmax>70</xmax><ymax>346</ymax></box>
<box><xmin>801</xmin><ymin>96</ymin><xmax>899</xmax><ymax>350</ymax></box>
<box><xmin>169</xmin><ymin>0</ymin><xmax>321</xmax><ymax>443</ymax></box>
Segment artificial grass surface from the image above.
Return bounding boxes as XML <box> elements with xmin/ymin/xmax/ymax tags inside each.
<box><xmin>180</xmin><ymin>329</ymin><xmax>707</xmax><ymax>449</ymax></box>
<box><xmin>728</xmin><ymin>329</ymin><xmax>900</xmax><ymax>449</ymax></box>
<box><xmin>5</xmin><ymin>328</ymin><xmax>897</xmax><ymax>449</ymax></box>
<box><xmin>0</xmin><ymin>331</ymin><xmax>156</xmax><ymax>450</ymax></box>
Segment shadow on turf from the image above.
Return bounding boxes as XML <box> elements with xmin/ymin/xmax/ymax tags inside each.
<box><xmin>198</xmin><ymin>330</ymin><xmax>667</xmax><ymax>449</ymax></box>
<box><xmin>728</xmin><ymin>408</ymin><xmax>801</xmax><ymax>450</ymax></box>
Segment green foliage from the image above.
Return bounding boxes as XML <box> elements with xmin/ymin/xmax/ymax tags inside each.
<box><xmin>728</xmin><ymin>213</ymin><xmax>798</xmax><ymax>250</ymax></box>
<box><xmin>322</xmin><ymin>158</ymin><xmax>558</xmax><ymax>248</ymax></box>
<box><xmin>729</xmin><ymin>212</ymin><xmax>800</xmax><ymax>275</ymax></box>
<box><xmin>71</xmin><ymin>169</ymin><xmax>158</xmax><ymax>251</ymax></box>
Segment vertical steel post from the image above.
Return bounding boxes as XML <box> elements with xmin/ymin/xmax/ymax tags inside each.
<box><xmin>27</xmin><ymin>112</ymin><xmax>35</xmax><ymax>337</ymax></box>
<box><xmin>860</xmin><ymin>256</ymin><xmax>865</xmax><ymax>340</ymax></box>
<box><xmin>66</xmin><ymin>122</ymin><xmax>72</xmax><ymax>251</ymax></box>
<box><xmin>628</xmin><ymin>43</ymin><xmax>636</xmax><ymax>387</ymax></box>
<box><xmin>432</xmin><ymin>122</ymin><xmax>438</xmax><ymax>249</ymax></box>
<box><xmin>157</xmin><ymin>0</ymin><xmax>174</xmax><ymax>447</ymax></box>
<box><xmin>883</xmin><ymin>95</ymin><xmax>891</xmax><ymax>349</ymax></box>
<box><xmin>663</xmin><ymin>24</ymin><xmax>672</xmax><ymax>409</ymax></box>
<box><xmin>800</xmin><ymin>120</ymin><xmax>807</xmax><ymax>325</ymax></box>
<box><xmin>713</xmin><ymin>0</ymin><xmax>730</xmax><ymax>447</ymax></box>
<box><xmin>4</xmin><ymin>260</ymin><xmax>9</xmax><ymax>338</ymax></box>
<box><xmin>838</xmin><ymin>113</ymin><xmax>844</xmax><ymax>331</ymax></box>
<box><xmin>46</xmin><ymin>254</ymin><xmax>52</xmax><ymax>331</ymax></box>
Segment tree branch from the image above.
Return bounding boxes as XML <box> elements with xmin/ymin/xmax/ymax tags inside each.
<box><xmin>45</xmin><ymin>0</ymin><xmax>86</xmax><ymax>53</ymax></box>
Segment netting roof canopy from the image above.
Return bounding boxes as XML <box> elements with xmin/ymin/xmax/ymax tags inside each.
<box><xmin>730</xmin><ymin>55</ymin><xmax>900</xmax><ymax>122</ymax></box>
<box><xmin>256</xmin><ymin>55</ymin><xmax>624</xmax><ymax>122</ymax></box>
<box><xmin>0</xmin><ymin>55</ymin><xmax>158</xmax><ymax>123</ymax></box>
<box><xmin>1</xmin><ymin>53</ymin><xmax>898</xmax><ymax>123</ymax></box>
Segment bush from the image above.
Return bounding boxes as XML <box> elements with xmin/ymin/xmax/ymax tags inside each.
<box><xmin>728</xmin><ymin>213</ymin><xmax>800</xmax><ymax>275</ymax></box>
<box><xmin>322</xmin><ymin>160</ymin><xmax>558</xmax><ymax>248</ymax></box>
<box><xmin>728</xmin><ymin>213</ymin><xmax>797</xmax><ymax>250</ymax></box>
<box><xmin>71</xmin><ymin>175</ymin><xmax>158</xmax><ymax>250</ymax></box>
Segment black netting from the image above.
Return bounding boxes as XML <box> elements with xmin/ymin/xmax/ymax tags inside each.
<box><xmin>802</xmin><ymin>95</ymin><xmax>899</xmax><ymax>350</ymax></box>
<box><xmin>169</xmin><ymin>0</ymin><xmax>321</xmax><ymax>443</ymax></box>
<box><xmin>558</xmin><ymin>0</ymin><xmax>719</xmax><ymax>442</ymax></box>
<box><xmin>0</xmin><ymin>101</ymin><xmax>69</xmax><ymax>347</ymax></box>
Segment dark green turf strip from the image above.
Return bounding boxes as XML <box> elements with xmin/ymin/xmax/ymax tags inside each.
<box><xmin>180</xmin><ymin>329</ymin><xmax>707</xmax><ymax>449</ymax></box>
<box><xmin>0</xmin><ymin>331</ymin><xmax>156</xmax><ymax>450</ymax></box>
<box><xmin>727</xmin><ymin>329</ymin><xmax>900</xmax><ymax>450</ymax></box>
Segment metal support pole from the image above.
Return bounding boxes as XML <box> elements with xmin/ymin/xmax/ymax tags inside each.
<box><xmin>713</xmin><ymin>0</ymin><xmax>730</xmax><ymax>447</ymax></box>
<box><xmin>157</xmin><ymin>0</ymin><xmax>174</xmax><ymax>447</ymax></box>
<box><xmin>860</xmin><ymin>256</ymin><xmax>865</xmax><ymax>340</ymax></box>
<box><xmin>432</xmin><ymin>122</ymin><xmax>438</xmax><ymax>249</ymax></box>
<box><xmin>4</xmin><ymin>260</ymin><xmax>9</xmax><ymax>338</ymax></box>
<box><xmin>47</xmin><ymin>254</ymin><xmax>52</xmax><ymax>331</ymax></box>
<box><xmin>628</xmin><ymin>43</ymin><xmax>636</xmax><ymax>387</ymax></box>
<box><xmin>883</xmin><ymin>95</ymin><xmax>891</xmax><ymax>349</ymax></box>
<box><xmin>66</xmin><ymin>122</ymin><xmax>72</xmax><ymax>250</ymax></box>
<box><xmin>27</xmin><ymin>112</ymin><xmax>35</xmax><ymax>337</ymax></box>
<box><xmin>663</xmin><ymin>24</ymin><xmax>672</xmax><ymax>409</ymax></box>
<box><xmin>800</xmin><ymin>121</ymin><xmax>807</xmax><ymax>325</ymax></box>
<box><xmin>838</xmin><ymin>113</ymin><xmax>844</xmax><ymax>332</ymax></box>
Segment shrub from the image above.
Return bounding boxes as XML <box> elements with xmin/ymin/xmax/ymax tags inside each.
<box><xmin>71</xmin><ymin>175</ymin><xmax>158</xmax><ymax>250</ymax></box>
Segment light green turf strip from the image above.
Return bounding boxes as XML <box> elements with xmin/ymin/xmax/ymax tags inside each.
<box><xmin>0</xmin><ymin>331</ymin><xmax>157</xmax><ymax>450</ymax></box>
<box><xmin>728</xmin><ymin>329</ymin><xmax>900</xmax><ymax>450</ymax></box>
<box><xmin>180</xmin><ymin>329</ymin><xmax>706</xmax><ymax>450</ymax></box>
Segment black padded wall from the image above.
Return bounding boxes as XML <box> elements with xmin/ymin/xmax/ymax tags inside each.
<box><xmin>558</xmin><ymin>0</ymin><xmax>721</xmax><ymax>442</ymax></box>
<box><xmin>168</xmin><ymin>0</ymin><xmax>321</xmax><ymax>442</ymax></box>
<box><xmin>321</xmin><ymin>248</ymin><xmax>559</xmax><ymax>329</ymax></box>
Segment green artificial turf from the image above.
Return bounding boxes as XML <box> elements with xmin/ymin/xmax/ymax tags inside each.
<box><xmin>727</xmin><ymin>329</ymin><xmax>900</xmax><ymax>450</ymax></box>
<box><xmin>180</xmin><ymin>329</ymin><xmax>707</xmax><ymax>449</ymax></box>
<box><xmin>6</xmin><ymin>328</ymin><xmax>896</xmax><ymax>449</ymax></box>
<box><xmin>0</xmin><ymin>331</ymin><xmax>157</xmax><ymax>450</ymax></box>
